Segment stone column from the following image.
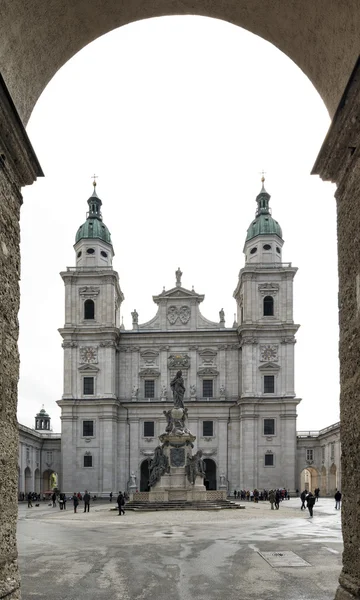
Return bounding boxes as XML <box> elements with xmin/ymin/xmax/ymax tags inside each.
<box><xmin>312</xmin><ymin>57</ymin><xmax>360</xmax><ymax>600</ymax></box>
<box><xmin>0</xmin><ymin>74</ymin><xmax>43</xmax><ymax>600</ymax></box>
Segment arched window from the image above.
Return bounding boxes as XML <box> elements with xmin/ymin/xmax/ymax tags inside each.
<box><xmin>263</xmin><ymin>296</ymin><xmax>274</xmax><ymax>316</ymax></box>
<box><xmin>84</xmin><ymin>299</ymin><xmax>95</xmax><ymax>320</ymax></box>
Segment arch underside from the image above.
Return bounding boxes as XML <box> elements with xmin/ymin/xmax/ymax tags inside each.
<box><xmin>1</xmin><ymin>1</ymin><xmax>360</xmax><ymax>124</ymax></box>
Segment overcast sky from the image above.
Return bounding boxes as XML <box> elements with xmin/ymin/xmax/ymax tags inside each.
<box><xmin>18</xmin><ymin>16</ymin><xmax>338</xmax><ymax>433</ymax></box>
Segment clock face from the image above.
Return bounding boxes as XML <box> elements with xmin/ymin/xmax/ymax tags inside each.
<box><xmin>262</xmin><ymin>346</ymin><xmax>277</xmax><ymax>361</ymax></box>
<box><xmin>81</xmin><ymin>347</ymin><xmax>97</xmax><ymax>363</ymax></box>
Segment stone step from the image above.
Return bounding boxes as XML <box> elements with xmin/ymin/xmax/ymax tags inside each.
<box><xmin>121</xmin><ymin>500</ymin><xmax>244</xmax><ymax>511</ymax></box>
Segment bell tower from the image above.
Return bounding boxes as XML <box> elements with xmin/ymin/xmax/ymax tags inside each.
<box><xmin>233</xmin><ymin>178</ymin><xmax>300</xmax><ymax>491</ymax></box>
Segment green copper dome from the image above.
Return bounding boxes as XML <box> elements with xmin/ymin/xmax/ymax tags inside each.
<box><xmin>75</xmin><ymin>186</ymin><xmax>112</xmax><ymax>245</ymax></box>
<box><xmin>245</xmin><ymin>181</ymin><xmax>282</xmax><ymax>242</ymax></box>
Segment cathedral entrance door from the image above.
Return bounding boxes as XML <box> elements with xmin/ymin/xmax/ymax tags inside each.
<box><xmin>204</xmin><ymin>459</ymin><xmax>217</xmax><ymax>490</ymax></box>
<box><xmin>140</xmin><ymin>460</ymin><xmax>150</xmax><ymax>492</ymax></box>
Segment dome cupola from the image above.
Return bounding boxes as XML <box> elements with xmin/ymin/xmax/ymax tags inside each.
<box><xmin>244</xmin><ymin>177</ymin><xmax>284</xmax><ymax>264</ymax></box>
<box><xmin>75</xmin><ymin>185</ymin><xmax>112</xmax><ymax>245</ymax></box>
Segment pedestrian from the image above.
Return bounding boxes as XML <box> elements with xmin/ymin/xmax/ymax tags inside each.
<box><xmin>314</xmin><ymin>487</ymin><xmax>320</xmax><ymax>502</ymax></box>
<box><xmin>268</xmin><ymin>489</ymin><xmax>275</xmax><ymax>510</ymax></box>
<box><xmin>110</xmin><ymin>491</ymin><xmax>113</xmax><ymax>502</ymax></box>
<box><xmin>334</xmin><ymin>489</ymin><xmax>342</xmax><ymax>510</ymax></box>
<box><xmin>83</xmin><ymin>490</ymin><xmax>90</xmax><ymax>513</ymax></box>
<box><xmin>275</xmin><ymin>490</ymin><xmax>280</xmax><ymax>510</ymax></box>
<box><xmin>73</xmin><ymin>492</ymin><xmax>79</xmax><ymax>513</ymax></box>
<box><xmin>27</xmin><ymin>492</ymin><xmax>33</xmax><ymax>508</ymax></box>
<box><xmin>234</xmin><ymin>489</ymin><xmax>237</xmax><ymax>499</ymax></box>
<box><xmin>117</xmin><ymin>491</ymin><xmax>125</xmax><ymax>516</ymax></box>
<box><xmin>300</xmin><ymin>490</ymin><xmax>306</xmax><ymax>510</ymax></box>
<box><xmin>63</xmin><ymin>494</ymin><xmax>67</xmax><ymax>510</ymax></box>
<box><xmin>306</xmin><ymin>492</ymin><xmax>315</xmax><ymax>517</ymax></box>
<box><xmin>52</xmin><ymin>491</ymin><xmax>56</xmax><ymax>508</ymax></box>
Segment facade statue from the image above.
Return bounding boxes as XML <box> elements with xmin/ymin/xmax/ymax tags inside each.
<box><xmin>190</xmin><ymin>384</ymin><xmax>196</xmax><ymax>396</ymax></box>
<box><xmin>170</xmin><ymin>370</ymin><xmax>185</xmax><ymax>409</ymax></box>
<box><xmin>130</xmin><ymin>471</ymin><xmax>136</xmax><ymax>486</ymax></box>
<box><xmin>131</xmin><ymin>386</ymin><xmax>139</xmax><ymax>399</ymax></box>
<box><xmin>149</xmin><ymin>445</ymin><xmax>169</xmax><ymax>487</ymax></box>
<box><xmin>186</xmin><ymin>449</ymin><xmax>206</xmax><ymax>485</ymax></box>
<box><xmin>131</xmin><ymin>309</ymin><xmax>139</xmax><ymax>325</ymax></box>
<box><xmin>219</xmin><ymin>384</ymin><xmax>226</xmax><ymax>395</ymax></box>
<box><xmin>175</xmin><ymin>267</ymin><xmax>182</xmax><ymax>286</ymax></box>
<box><xmin>219</xmin><ymin>308</ymin><xmax>225</xmax><ymax>323</ymax></box>
<box><xmin>219</xmin><ymin>473</ymin><xmax>226</xmax><ymax>486</ymax></box>
<box><xmin>161</xmin><ymin>384</ymin><xmax>168</xmax><ymax>399</ymax></box>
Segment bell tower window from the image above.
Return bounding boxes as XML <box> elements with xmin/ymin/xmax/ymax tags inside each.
<box><xmin>84</xmin><ymin>299</ymin><xmax>95</xmax><ymax>320</ymax></box>
<box><xmin>263</xmin><ymin>296</ymin><xmax>274</xmax><ymax>316</ymax></box>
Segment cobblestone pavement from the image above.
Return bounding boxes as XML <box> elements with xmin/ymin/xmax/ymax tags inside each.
<box><xmin>18</xmin><ymin>498</ymin><xmax>342</xmax><ymax>600</ymax></box>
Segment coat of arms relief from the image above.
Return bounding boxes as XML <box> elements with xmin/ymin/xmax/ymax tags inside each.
<box><xmin>167</xmin><ymin>305</ymin><xmax>191</xmax><ymax>324</ymax></box>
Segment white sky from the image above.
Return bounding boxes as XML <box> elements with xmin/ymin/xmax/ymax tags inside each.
<box><xmin>18</xmin><ymin>16</ymin><xmax>339</xmax><ymax>433</ymax></box>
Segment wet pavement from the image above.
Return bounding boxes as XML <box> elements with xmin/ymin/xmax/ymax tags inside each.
<box><xmin>17</xmin><ymin>498</ymin><xmax>342</xmax><ymax>600</ymax></box>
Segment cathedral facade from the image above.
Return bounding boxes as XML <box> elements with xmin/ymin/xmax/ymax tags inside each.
<box><xmin>58</xmin><ymin>179</ymin><xmax>301</xmax><ymax>494</ymax></box>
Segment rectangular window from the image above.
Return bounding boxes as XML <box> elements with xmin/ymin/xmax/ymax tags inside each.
<box><xmin>144</xmin><ymin>380</ymin><xmax>155</xmax><ymax>398</ymax></box>
<box><xmin>264</xmin><ymin>418</ymin><xmax>275</xmax><ymax>436</ymax></box>
<box><xmin>144</xmin><ymin>421</ymin><xmax>155</xmax><ymax>437</ymax></box>
<box><xmin>264</xmin><ymin>375</ymin><xmax>275</xmax><ymax>394</ymax></box>
<box><xmin>83</xmin><ymin>420</ymin><xmax>94</xmax><ymax>437</ymax></box>
<box><xmin>84</xmin><ymin>455</ymin><xmax>93</xmax><ymax>468</ymax></box>
<box><xmin>306</xmin><ymin>449</ymin><xmax>313</xmax><ymax>461</ymax></box>
<box><xmin>202</xmin><ymin>379</ymin><xmax>213</xmax><ymax>398</ymax></box>
<box><xmin>46</xmin><ymin>451</ymin><xmax>53</xmax><ymax>464</ymax></box>
<box><xmin>265</xmin><ymin>453</ymin><xmax>274</xmax><ymax>466</ymax></box>
<box><xmin>203</xmin><ymin>421</ymin><xmax>214</xmax><ymax>437</ymax></box>
<box><xmin>83</xmin><ymin>377</ymin><xmax>94</xmax><ymax>395</ymax></box>
<box><xmin>330</xmin><ymin>442</ymin><xmax>335</xmax><ymax>460</ymax></box>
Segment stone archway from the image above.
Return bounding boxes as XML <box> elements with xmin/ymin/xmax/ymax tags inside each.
<box><xmin>140</xmin><ymin>460</ymin><xmax>151</xmax><ymax>492</ymax></box>
<box><xmin>24</xmin><ymin>467</ymin><xmax>32</xmax><ymax>495</ymax></box>
<box><xmin>204</xmin><ymin>458</ymin><xmax>217</xmax><ymax>490</ymax></box>
<box><xmin>34</xmin><ymin>469</ymin><xmax>41</xmax><ymax>495</ymax></box>
<box><xmin>321</xmin><ymin>466</ymin><xmax>327</xmax><ymax>496</ymax></box>
<box><xmin>42</xmin><ymin>469</ymin><xmax>57</xmax><ymax>493</ymax></box>
<box><xmin>300</xmin><ymin>466</ymin><xmax>319</xmax><ymax>493</ymax></box>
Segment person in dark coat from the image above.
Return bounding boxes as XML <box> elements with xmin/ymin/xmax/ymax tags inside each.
<box><xmin>83</xmin><ymin>490</ymin><xmax>90</xmax><ymax>513</ymax></box>
<box><xmin>27</xmin><ymin>492</ymin><xmax>33</xmax><ymax>508</ymax></box>
<box><xmin>109</xmin><ymin>492</ymin><xmax>113</xmax><ymax>502</ymax></box>
<box><xmin>51</xmin><ymin>491</ymin><xmax>56</xmax><ymax>508</ymax></box>
<box><xmin>306</xmin><ymin>492</ymin><xmax>315</xmax><ymax>517</ymax></box>
<box><xmin>117</xmin><ymin>492</ymin><xmax>125</xmax><ymax>516</ymax></box>
<box><xmin>314</xmin><ymin>487</ymin><xmax>320</xmax><ymax>502</ymax></box>
<box><xmin>334</xmin><ymin>490</ymin><xmax>342</xmax><ymax>509</ymax></box>
<box><xmin>275</xmin><ymin>490</ymin><xmax>280</xmax><ymax>510</ymax></box>
<box><xmin>73</xmin><ymin>492</ymin><xmax>79</xmax><ymax>513</ymax></box>
<box><xmin>300</xmin><ymin>490</ymin><xmax>306</xmax><ymax>510</ymax></box>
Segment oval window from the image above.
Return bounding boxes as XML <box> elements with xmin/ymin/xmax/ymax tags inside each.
<box><xmin>86</xmin><ymin>248</ymin><xmax>95</xmax><ymax>255</ymax></box>
<box><xmin>263</xmin><ymin>244</ymin><xmax>271</xmax><ymax>251</ymax></box>
<box><xmin>250</xmin><ymin>247</ymin><xmax>257</xmax><ymax>255</ymax></box>
<box><xmin>77</xmin><ymin>251</ymin><xmax>82</xmax><ymax>258</ymax></box>
<box><xmin>101</xmin><ymin>251</ymin><xmax>108</xmax><ymax>258</ymax></box>
<box><xmin>276</xmin><ymin>246</ymin><xmax>281</xmax><ymax>254</ymax></box>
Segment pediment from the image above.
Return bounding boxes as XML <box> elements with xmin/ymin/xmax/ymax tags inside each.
<box><xmin>258</xmin><ymin>362</ymin><xmax>280</xmax><ymax>371</ymax></box>
<box><xmin>140</xmin><ymin>349</ymin><xmax>159</xmax><ymax>358</ymax></box>
<box><xmin>199</xmin><ymin>348</ymin><xmax>217</xmax><ymax>358</ymax></box>
<box><xmin>153</xmin><ymin>286</ymin><xmax>204</xmax><ymax>303</ymax></box>
<box><xmin>78</xmin><ymin>363</ymin><xmax>100</xmax><ymax>372</ymax></box>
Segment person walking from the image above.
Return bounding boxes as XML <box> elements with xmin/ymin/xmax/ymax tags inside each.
<box><xmin>275</xmin><ymin>489</ymin><xmax>280</xmax><ymax>510</ymax></box>
<box><xmin>73</xmin><ymin>492</ymin><xmax>79</xmax><ymax>513</ymax></box>
<box><xmin>314</xmin><ymin>487</ymin><xmax>320</xmax><ymax>502</ymax></box>
<box><xmin>110</xmin><ymin>491</ymin><xmax>113</xmax><ymax>502</ymax></box>
<box><xmin>27</xmin><ymin>492</ymin><xmax>33</xmax><ymax>508</ymax></box>
<box><xmin>334</xmin><ymin>489</ymin><xmax>342</xmax><ymax>510</ymax></box>
<box><xmin>306</xmin><ymin>492</ymin><xmax>315</xmax><ymax>517</ymax></box>
<box><xmin>268</xmin><ymin>489</ymin><xmax>275</xmax><ymax>510</ymax></box>
<box><xmin>300</xmin><ymin>490</ymin><xmax>306</xmax><ymax>510</ymax></box>
<box><xmin>117</xmin><ymin>491</ymin><xmax>125</xmax><ymax>516</ymax></box>
<box><xmin>83</xmin><ymin>490</ymin><xmax>90</xmax><ymax>513</ymax></box>
<box><xmin>52</xmin><ymin>491</ymin><xmax>57</xmax><ymax>508</ymax></box>
<box><xmin>63</xmin><ymin>494</ymin><xmax>67</xmax><ymax>510</ymax></box>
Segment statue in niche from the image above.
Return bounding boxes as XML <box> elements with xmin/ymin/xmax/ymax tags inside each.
<box><xmin>219</xmin><ymin>308</ymin><xmax>225</xmax><ymax>323</ymax></box>
<box><xmin>131</xmin><ymin>386</ymin><xmax>139</xmax><ymax>399</ymax></box>
<box><xmin>130</xmin><ymin>471</ymin><xmax>137</xmax><ymax>486</ymax></box>
<box><xmin>219</xmin><ymin>473</ymin><xmax>226</xmax><ymax>486</ymax></box>
<box><xmin>175</xmin><ymin>267</ymin><xmax>182</xmax><ymax>286</ymax></box>
<box><xmin>131</xmin><ymin>309</ymin><xmax>138</xmax><ymax>325</ymax></box>
<box><xmin>170</xmin><ymin>370</ymin><xmax>185</xmax><ymax>409</ymax></box>
<box><xmin>190</xmin><ymin>384</ymin><xmax>196</xmax><ymax>396</ymax></box>
<box><xmin>161</xmin><ymin>384</ymin><xmax>168</xmax><ymax>399</ymax></box>
<box><xmin>186</xmin><ymin>449</ymin><xmax>206</xmax><ymax>485</ymax></box>
<box><xmin>219</xmin><ymin>384</ymin><xmax>226</xmax><ymax>396</ymax></box>
<box><xmin>149</xmin><ymin>446</ymin><xmax>169</xmax><ymax>487</ymax></box>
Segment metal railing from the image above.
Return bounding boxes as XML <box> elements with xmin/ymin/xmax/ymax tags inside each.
<box><xmin>242</xmin><ymin>262</ymin><xmax>292</xmax><ymax>270</ymax></box>
<box><xmin>66</xmin><ymin>266</ymin><xmax>114</xmax><ymax>272</ymax></box>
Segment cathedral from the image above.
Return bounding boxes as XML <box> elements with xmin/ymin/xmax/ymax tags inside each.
<box><xmin>57</xmin><ymin>177</ymin><xmax>303</xmax><ymax>495</ymax></box>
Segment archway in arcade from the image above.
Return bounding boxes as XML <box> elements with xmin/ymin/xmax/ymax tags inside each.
<box><xmin>300</xmin><ymin>467</ymin><xmax>319</xmax><ymax>493</ymax></box>
<box><xmin>140</xmin><ymin>460</ymin><xmax>151</xmax><ymax>492</ymax></box>
<box><xmin>321</xmin><ymin>466</ymin><xmax>327</xmax><ymax>496</ymax></box>
<box><xmin>204</xmin><ymin>459</ymin><xmax>217</xmax><ymax>490</ymax></box>
<box><xmin>329</xmin><ymin>463</ymin><xmax>337</xmax><ymax>494</ymax></box>
<box><xmin>24</xmin><ymin>467</ymin><xmax>32</xmax><ymax>494</ymax></box>
<box><xmin>42</xmin><ymin>469</ymin><xmax>58</xmax><ymax>493</ymax></box>
<box><xmin>34</xmin><ymin>469</ymin><xmax>41</xmax><ymax>494</ymax></box>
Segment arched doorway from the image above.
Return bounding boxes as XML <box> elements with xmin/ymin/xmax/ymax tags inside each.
<box><xmin>300</xmin><ymin>467</ymin><xmax>319</xmax><ymax>492</ymax></box>
<box><xmin>42</xmin><ymin>469</ymin><xmax>57</xmax><ymax>493</ymax></box>
<box><xmin>34</xmin><ymin>469</ymin><xmax>41</xmax><ymax>494</ymax></box>
<box><xmin>24</xmin><ymin>467</ymin><xmax>32</xmax><ymax>494</ymax></box>
<box><xmin>321</xmin><ymin>466</ymin><xmax>327</xmax><ymax>496</ymax></box>
<box><xmin>204</xmin><ymin>459</ymin><xmax>217</xmax><ymax>490</ymax></box>
<box><xmin>140</xmin><ymin>460</ymin><xmax>151</xmax><ymax>492</ymax></box>
<box><xmin>329</xmin><ymin>463</ymin><xmax>337</xmax><ymax>494</ymax></box>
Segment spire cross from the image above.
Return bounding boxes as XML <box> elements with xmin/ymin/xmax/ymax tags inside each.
<box><xmin>91</xmin><ymin>174</ymin><xmax>98</xmax><ymax>188</ymax></box>
<box><xmin>259</xmin><ymin>170</ymin><xmax>266</xmax><ymax>183</ymax></box>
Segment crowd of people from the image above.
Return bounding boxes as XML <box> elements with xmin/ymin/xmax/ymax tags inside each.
<box><xmin>21</xmin><ymin>489</ymin><xmax>129</xmax><ymax>514</ymax></box>
<box><xmin>232</xmin><ymin>488</ymin><xmax>291</xmax><ymax>502</ymax></box>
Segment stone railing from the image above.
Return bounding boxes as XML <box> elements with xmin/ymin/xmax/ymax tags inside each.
<box><xmin>132</xmin><ymin>492</ymin><xmax>149</xmax><ymax>501</ymax></box>
<box><xmin>206</xmin><ymin>490</ymin><xmax>227</xmax><ymax>500</ymax></box>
